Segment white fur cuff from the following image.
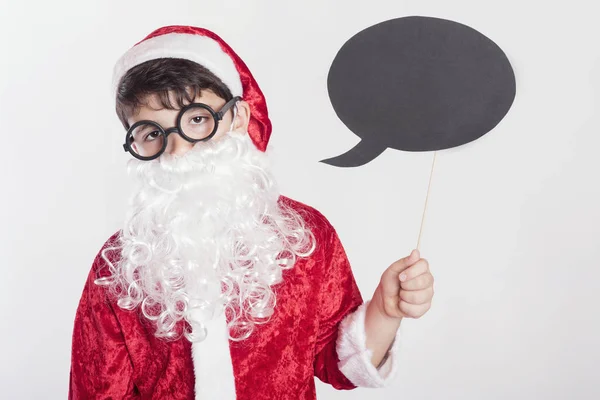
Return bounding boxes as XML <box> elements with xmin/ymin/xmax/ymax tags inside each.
<box><xmin>336</xmin><ymin>301</ymin><xmax>401</xmax><ymax>388</ymax></box>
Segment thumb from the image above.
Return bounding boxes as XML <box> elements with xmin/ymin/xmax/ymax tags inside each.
<box><xmin>388</xmin><ymin>249</ymin><xmax>420</xmax><ymax>274</ymax></box>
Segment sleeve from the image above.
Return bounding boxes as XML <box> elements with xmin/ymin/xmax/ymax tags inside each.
<box><xmin>312</xmin><ymin>223</ymin><xmax>401</xmax><ymax>390</ymax></box>
<box><xmin>312</xmin><ymin>223</ymin><xmax>363</xmax><ymax>390</ymax></box>
<box><xmin>69</xmin><ymin>248</ymin><xmax>139</xmax><ymax>399</ymax></box>
<box><xmin>336</xmin><ymin>300</ymin><xmax>402</xmax><ymax>387</ymax></box>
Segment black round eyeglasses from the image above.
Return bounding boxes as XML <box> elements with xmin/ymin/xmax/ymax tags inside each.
<box><xmin>122</xmin><ymin>96</ymin><xmax>242</xmax><ymax>160</ymax></box>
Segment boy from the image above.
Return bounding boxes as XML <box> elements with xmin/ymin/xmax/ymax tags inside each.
<box><xmin>69</xmin><ymin>25</ymin><xmax>434</xmax><ymax>399</ymax></box>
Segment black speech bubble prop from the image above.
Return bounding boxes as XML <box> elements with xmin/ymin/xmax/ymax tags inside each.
<box><xmin>322</xmin><ymin>16</ymin><xmax>516</xmax><ymax>167</ymax></box>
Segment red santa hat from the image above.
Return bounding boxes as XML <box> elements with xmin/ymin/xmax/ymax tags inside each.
<box><xmin>112</xmin><ymin>25</ymin><xmax>271</xmax><ymax>152</ymax></box>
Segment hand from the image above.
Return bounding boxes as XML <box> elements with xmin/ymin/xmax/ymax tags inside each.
<box><xmin>376</xmin><ymin>249</ymin><xmax>434</xmax><ymax>319</ymax></box>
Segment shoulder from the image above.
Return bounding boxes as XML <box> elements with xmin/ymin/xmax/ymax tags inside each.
<box><xmin>90</xmin><ymin>231</ymin><xmax>122</xmax><ymax>280</ymax></box>
<box><xmin>74</xmin><ymin>232</ymin><xmax>123</xmax><ymax>314</ymax></box>
<box><xmin>278</xmin><ymin>195</ymin><xmax>339</xmax><ymax>246</ymax></box>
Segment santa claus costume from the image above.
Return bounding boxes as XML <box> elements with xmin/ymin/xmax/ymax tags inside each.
<box><xmin>69</xmin><ymin>26</ymin><xmax>401</xmax><ymax>399</ymax></box>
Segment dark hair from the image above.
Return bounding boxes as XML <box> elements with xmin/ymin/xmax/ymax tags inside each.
<box><xmin>115</xmin><ymin>58</ymin><xmax>233</xmax><ymax>129</ymax></box>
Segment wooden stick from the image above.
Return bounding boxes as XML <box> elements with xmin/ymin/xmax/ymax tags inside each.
<box><xmin>417</xmin><ymin>151</ymin><xmax>437</xmax><ymax>250</ymax></box>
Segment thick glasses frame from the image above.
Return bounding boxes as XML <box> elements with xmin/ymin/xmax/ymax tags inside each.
<box><xmin>122</xmin><ymin>96</ymin><xmax>242</xmax><ymax>161</ymax></box>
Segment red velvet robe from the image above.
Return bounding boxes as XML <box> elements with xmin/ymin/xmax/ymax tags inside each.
<box><xmin>69</xmin><ymin>197</ymin><xmax>397</xmax><ymax>399</ymax></box>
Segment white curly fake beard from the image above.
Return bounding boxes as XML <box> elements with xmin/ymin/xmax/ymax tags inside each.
<box><xmin>108</xmin><ymin>131</ymin><xmax>314</xmax><ymax>342</ymax></box>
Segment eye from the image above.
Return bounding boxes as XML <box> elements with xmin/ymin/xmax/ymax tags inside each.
<box><xmin>191</xmin><ymin>116</ymin><xmax>207</xmax><ymax>124</ymax></box>
<box><xmin>144</xmin><ymin>130</ymin><xmax>161</xmax><ymax>141</ymax></box>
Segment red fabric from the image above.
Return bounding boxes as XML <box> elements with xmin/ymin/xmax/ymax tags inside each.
<box><xmin>136</xmin><ymin>25</ymin><xmax>272</xmax><ymax>152</ymax></box>
<box><xmin>69</xmin><ymin>196</ymin><xmax>363</xmax><ymax>399</ymax></box>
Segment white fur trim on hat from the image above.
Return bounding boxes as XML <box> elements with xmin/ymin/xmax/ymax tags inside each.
<box><xmin>112</xmin><ymin>32</ymin><xmax>243</xmax><ymax>97</ymax></box>
<box><xmin>336</xmin><ymin>301</ymin><xmax>402</xmax><ymax>387</ymax></box>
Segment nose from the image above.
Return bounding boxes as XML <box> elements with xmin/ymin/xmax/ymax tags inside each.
<box><xmin>165</xmin><ymin>131</ymin><xmax>194</xmax><ymax>156</ymax></box>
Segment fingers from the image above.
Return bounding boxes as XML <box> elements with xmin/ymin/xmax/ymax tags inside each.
<box><xmin>391</xmin><ymin>252</ymin><xmax>434</xmax><ymax>319</ymax></box>
<box><xmin>388</xmin><ymin>249</ymin><xmax>421</xmax><ymax>274</ymax></box>
<box><xmin>400</xmin><ymin>271</ymin><xmax>434</xmax><ymax>291</ymax></box>
<box><xmin>399</xmin><ymin>258</ymin><xmax>429</xmax><ymax>283</ymax></box>
<box><xmin>400</xmin><ymin>287</ymin><xmax>433</xmax><ymax>305</ymax></box>
<box><xmin>398</xmin><ymin>301</ymin><xmax>431</xmax><ymax>319</ymax></box>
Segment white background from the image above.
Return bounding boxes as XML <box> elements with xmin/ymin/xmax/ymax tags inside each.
<box><xmin>1</xmin><ymin>0</ymin><xmax>599</xmax><ymax>399</ymax></box>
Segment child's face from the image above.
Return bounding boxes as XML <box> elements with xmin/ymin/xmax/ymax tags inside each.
<box><xmin>127</xmin><ymin>89</ymin><xmax>249</xmax><ymax>157</ymax></box>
